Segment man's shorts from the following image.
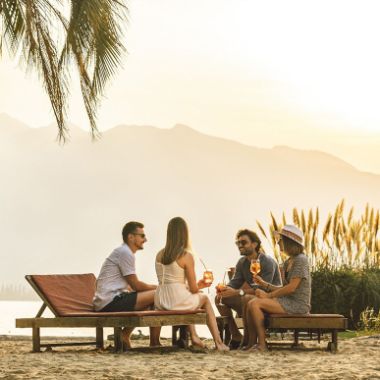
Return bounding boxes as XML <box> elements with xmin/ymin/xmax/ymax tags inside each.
<box><xmin>218</xmin><ymin>293</ymin><xmax>257</xmax><ymax>317</ymax></box>
<box><xmin>101</xmin><ymin>292</ymin><xmax>138</xmax><ymax>312</ymax></box>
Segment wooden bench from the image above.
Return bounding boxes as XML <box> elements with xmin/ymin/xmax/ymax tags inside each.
<box><xmin>15</xmin><ymin>274</ymin><xmax>206</xmax><ymax>352</ymax></box>
<box><xmin>217</xmin><ymin>313</ymin><xmax>348</xmax><ymax>352</ymax></box>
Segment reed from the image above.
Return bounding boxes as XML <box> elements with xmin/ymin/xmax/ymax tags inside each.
<box><xmin>359</xmin><ymin>308</ymin><xmax>380</xmax><ymax>332</ymax></box>
<box><xmin>257</xmin><ymin>199</ymin><xmax>380</xmax><ymax>270</ymax></box>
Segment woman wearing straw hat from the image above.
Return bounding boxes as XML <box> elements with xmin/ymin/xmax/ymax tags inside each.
<box><xmin>155</xmin><ymin>217</ymin><xmax>229</xmax><ymax>351</ymax></box>
<box><xmin>245</xmin><ymin>224</ymin><xmax>311</xmax><ymax>351</ymax></box>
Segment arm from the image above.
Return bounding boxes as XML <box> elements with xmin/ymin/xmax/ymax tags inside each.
<box><xmin>117</xmin><ymin>247</ymin><xmax>155</xmax><ymax>292</ymax></box>
<box><xmin>227</xmin><ymin>260</ymin><xmax>244</xmax><ymax>289</ymax></box>
<box><xmin>125</xmin><ymin>274</ymin><xmax>157</xmax><ymax>292</ymax></box>
<box><xmin>255</xmin><ymin>277</ymin><xmax>302</xmax><ymax>299</ymax></box>
<box><xmin>255</xmin><ymin>255</ymin><xmax>308</xmax><ymax>298</ymax></box>
<box><xmin>220</xmin><ymin>260</ymin><xmax>249</xmax><ymax>298</ymax></box>
<box><xmin>182</xmin><ymin>253</ymin><xmax>207</xmax><ymax>294</ymax></box>
<box><xmin>220</xmin><ymin>284</ymin><xmax>257</xmax><ymax>298</ymax></box>
<box><xmin>258</xmin><ymin>256</ymin><xmax>278</xmax><ymax>287</ymax></box>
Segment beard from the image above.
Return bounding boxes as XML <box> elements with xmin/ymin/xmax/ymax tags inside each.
<box><xmin>239</xmin><ymin>250</ymin><xmax>251</xmax><ymax>256</ymax></box>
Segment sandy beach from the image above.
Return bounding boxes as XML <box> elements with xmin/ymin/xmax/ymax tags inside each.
<box><xmin>0</xmin><ymin>334</ymin><xmax>379</xmax><ymax>380</ymax></box>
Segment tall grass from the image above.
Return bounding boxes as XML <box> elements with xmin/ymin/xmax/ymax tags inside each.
<box><xmin>257</xmin><ymin>200</ymin><xmax>380</xmax><ymax>327</ymax></box>
<box><xmin>257</xmin><ymin>199</ymin><xmax>380</xmax><ymax>271</ymax></box>
<box><xmin>359</xmin><ymin>308</ymin><xmax>380</xmax><ymax>332</ymax></box>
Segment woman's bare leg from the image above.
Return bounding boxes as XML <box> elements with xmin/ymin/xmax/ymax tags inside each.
<box><xmin>248</xmin><ymin>298</ymin><xmax>285</xmax><ymax>350</ymax></box>
<box><xmin>199</xmin><ymin>294</ymin><xmax>229</xmax><ymax>351</ymax></box>
<box><xmin>187</xmin><ymin>325</ymin><xmax>206</xmax><ymax>348</ymax></box>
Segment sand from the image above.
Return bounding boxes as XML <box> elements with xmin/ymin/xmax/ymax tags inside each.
<box><xmin>0</xmin><ymin>334</ymin><xmax>379</xmax><ymax>380</ymax></box>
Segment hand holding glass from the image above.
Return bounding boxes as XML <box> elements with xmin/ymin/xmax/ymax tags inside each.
<box><xmin>250</xmin><ymin>259</ymin><xmax>261</xmax><ymax>276</ymax></box>
<box><xmin>203</xmin><ymin>270</ymin><xmax>214</xmax><ymax>285</ymax></box>
<box><xmin>216</xmin><ymin>282</ymin><xmax>227</xmax><ymax>306</ymax></box>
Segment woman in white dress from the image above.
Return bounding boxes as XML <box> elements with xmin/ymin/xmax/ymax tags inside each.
<box><xmin>155</xmin><ymin>217</ymin><xmax>229</xmax><ymax>351</ymax></box>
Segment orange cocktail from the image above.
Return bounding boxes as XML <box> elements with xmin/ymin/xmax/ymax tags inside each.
<box><xmin>203</xmin><ymin>270</ymin><xmax>214</xmax><ymax>285</ymax></box>
<box><xmin>216</xmin><ymin>282</ymin><xmax>227</xmax><ymax>306</ymax></box>
<box><xmin>250</xmin><ymin>260</ymin><xmax>261</xmax><ymax>275</ymax></box>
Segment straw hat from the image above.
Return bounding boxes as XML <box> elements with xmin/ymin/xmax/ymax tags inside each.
<box><xmin>275</xmin><ymin>225</ymin><xmax>304</xmax><ymax>247</ymax></box>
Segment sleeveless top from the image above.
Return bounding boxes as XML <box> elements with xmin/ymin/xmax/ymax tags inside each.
<box><xmin>154</xmin><ymin>260</ymin><xmax>201</xmax><ymax>311</ymax></box>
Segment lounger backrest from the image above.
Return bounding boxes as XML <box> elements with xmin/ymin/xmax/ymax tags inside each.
<box><xmin>28</xmin><ymin>274</ymin><xmax>96</xmax><ymax>317</ymax></box>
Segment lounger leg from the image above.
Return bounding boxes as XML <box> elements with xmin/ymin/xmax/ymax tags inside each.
<box><xmin>224</xmin><ymin>324</ymin><xmax>231</xmax><ymax>344</ymax></box>
<box><xmin>179</xmin><ymin>325</ymin><xmax>189</xmax><ymax>348</ymax></box>
<box><xmin>32</xmin><ymin>327</ymin><xmax>41</xmax><ymax>352</ymax></box>
<box><xmin>328</xmin><ymin>330</ymin><xmax>338</xmax><ymax>353</ymax></box>
<box><xmin>292</xmin><ymin>330</ymin><xmax>299</xmax><ymax>348</ymax></box>
<box><xmin>171</xmin><ymin>326</ymin><xmax>189</xmax><ymax>348</ymax></box>
<box><xmin>96</xmin><ymin>327</ymin><xmax>104</xmax><ymax>349</ymax></box>
<box><xmin>216</xmin><ymin>318</ymin><xmax>224</xmax><ymax>342</ymax></box>
<box><xmin>114</xmin><ymin>327</ymin><xmax>123</xmax><ymax>353</ymax></box>
<box><xmin>172</xmin><ymin>326</ymin><xmax>179</xmax><ymax>346</ymax></box>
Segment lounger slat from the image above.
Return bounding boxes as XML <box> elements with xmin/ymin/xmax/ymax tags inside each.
<box><xmin>16</xmin><ymin>314</ymin><xmax>207</xmax><ymax>328</ymax></box>
<box><xmin>268</xmin><ymin>316</ymin><xmax>347</xmax><ymax>329</ymax></box>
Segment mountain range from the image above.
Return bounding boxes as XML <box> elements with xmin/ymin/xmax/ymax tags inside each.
<box><xmin>1</xmin><ymin>113</ymin><xmax>379</xmax><ymax>287</ymax></box>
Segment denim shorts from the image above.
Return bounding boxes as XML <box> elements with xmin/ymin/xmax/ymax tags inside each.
<box><xmin>101</xmin><ymin>292</ymin><xmax>138</xmax><ymax>312</ymax></box>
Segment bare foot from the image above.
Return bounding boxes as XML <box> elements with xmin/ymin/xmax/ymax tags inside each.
<box><xmin>191</xmin><ymin>336</ymin><xmax>206</xmax><ymax>349</ymax></box>
<box><xmin>149</xmin><ymin>339</ymin><xmax>162</xmax><ymax>348</ymax></box>
<box><xmin>241</xmin><ymin>344</ymin><xmax>258</xmax><ymax>351</ymax></box>
<box><xmin>121</xmin><ymin>330</ymin><xmax>132</xmax><ymax>349</ymax></box>
<box><xmin>245</xmin><ymin>345</ymin><xmax>268</xmax><ymax>353</ymax></box>
<box><xmin>149</xmin><ymin>343</ymin><xmax>163</xmax><ymax>348</ymax></box>
<box><xmin>215</xmin><ymin>342</ymin><xmax>230</xmax><ymax>352</ymax></box>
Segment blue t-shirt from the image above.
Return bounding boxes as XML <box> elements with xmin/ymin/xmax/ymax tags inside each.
<box><xmin>228</xmin><ymin>253</ymin><xmax>282</xmax><ymax>290</ymax></box>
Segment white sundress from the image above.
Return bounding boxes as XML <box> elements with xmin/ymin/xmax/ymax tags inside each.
<box><xmin>154</xmin><ymin>260</ymin><xmax>201</xmax><ymax>310</ymax></box>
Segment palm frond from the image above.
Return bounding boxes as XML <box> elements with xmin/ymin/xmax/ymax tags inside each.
<box><xmin>60</xmin><ymin>0</ymin><xmax>127</xmax><ymax>139</ymax></box>
<box><xmin>1</xmin><ymin>0</ymin><xmax>128</xmax><ymax>141</ymax></box>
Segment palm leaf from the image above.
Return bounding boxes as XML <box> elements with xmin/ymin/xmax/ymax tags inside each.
<box><xmin>1</xmin><ymin>0</ymin><xmax>128</xmax><ymax>141</ymax></box>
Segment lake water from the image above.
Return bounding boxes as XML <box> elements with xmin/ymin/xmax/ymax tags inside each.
<box><xmin>0</xmin><ymin>300</ymin><xmax>213</xmax><ymax>339</ymax></box>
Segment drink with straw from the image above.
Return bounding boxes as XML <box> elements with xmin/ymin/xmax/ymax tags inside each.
<box><xmin>216</xmin><ymin>270</ymin><xmax>228</xmax><ymax>305</ymax></box>
<box><xmin>203</xmin><ymin>270</ymin><xmax>214</xmax><ymax>285</ymax></box>
<box><xmin>227</xmin><ymin>267</ymin><xmax>235</xmax><ymax>280</ymax></box>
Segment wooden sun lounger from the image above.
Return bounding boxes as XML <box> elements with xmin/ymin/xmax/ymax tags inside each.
<box><xmin>15</xmin><ymin>274</ymin><xmax>206</xmax><ymax>352</ymax></box>
<box><xmin>217</xmin><ymin>314</ymin><xmax>348</xmax><ymax>352</ymax></box>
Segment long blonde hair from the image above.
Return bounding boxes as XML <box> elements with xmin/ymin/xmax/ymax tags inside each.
<box><xmin>160</xmin><ymin>217</ymin><xmax>191</xmax><ymax>265</ymax></box>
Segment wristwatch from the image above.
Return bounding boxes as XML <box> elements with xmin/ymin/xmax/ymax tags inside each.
<box><xmin>239</xmin><ymin>289</ymin><xmax>245</xmax><ymax>296</ymax></box>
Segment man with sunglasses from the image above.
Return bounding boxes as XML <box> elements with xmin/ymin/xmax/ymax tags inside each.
<box><xmin>93</xmin><ymin>221</ymin><xmax>160</xmax><ymax>348</ymax></box>
<box><xmin>216</xmin><ymin>228</ymin><xmax>282</xmax><ymax>349</ymax></box>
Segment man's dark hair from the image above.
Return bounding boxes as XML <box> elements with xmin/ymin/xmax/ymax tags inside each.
<box><xmin>122</xmin><ymin>221</ymin><xmax>144</xmax><ymax>243</ymax></box>
<box><xmin>236</xmin><ymin>229</ymin><xmax>262</xmax><ymax>251</ymax></box>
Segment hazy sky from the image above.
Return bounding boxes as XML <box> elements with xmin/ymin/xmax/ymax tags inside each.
<box><xmin>1</xmin><ymin>0</ymin><xmax>380</xmax><ymax>170</ymax></box>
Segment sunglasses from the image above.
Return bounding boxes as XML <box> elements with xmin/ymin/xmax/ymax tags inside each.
<box><xmin>132</xmin><ymin>233</ymin><xmax>146</xmax><ymax>239</ymax></box>
<box><xmin>235</xmin><ymin>239</ymin><xmax>249</xmax><ymax>247</ymax></box>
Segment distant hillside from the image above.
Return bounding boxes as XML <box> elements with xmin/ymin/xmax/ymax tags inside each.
<box><xmin>1</xmin><ymin>113</ymin><xmax>380</xmax><ymax>290</ymax></box>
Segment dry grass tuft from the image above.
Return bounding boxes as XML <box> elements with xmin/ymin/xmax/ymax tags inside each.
<box><xmin>258</xmin><ymin>199</ymin><xmax>380</xmax><ymax>270</ymax></box>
